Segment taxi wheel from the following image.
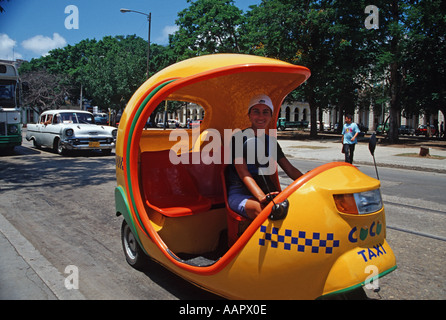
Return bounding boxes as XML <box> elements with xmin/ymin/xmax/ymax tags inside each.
<box><xmin>121</xmin><ymin>220</ymin><xmax>147</xmax><ymax>270</ymax></box>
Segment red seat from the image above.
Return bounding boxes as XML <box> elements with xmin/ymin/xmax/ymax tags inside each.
<box><xmin>183</xmin><ymin>150</ymin><xmax>224</xmax><ymax>205</ymax></box>
<box><xmin>140</xmin><ymin>150</ymin><xmax>212</xmax><ymax>217</ymax></box>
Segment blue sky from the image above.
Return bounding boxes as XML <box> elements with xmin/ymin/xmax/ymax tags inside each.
<box><xmin>0</xmin><ymin>0</ymin><xmax>260</xmax><ymax>61</ymax></box>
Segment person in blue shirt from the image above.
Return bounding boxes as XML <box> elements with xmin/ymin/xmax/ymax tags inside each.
<box><xmin>342</xmin><ymin>114</ymin><xmax>360</xmax><ymax>164</ymax></box>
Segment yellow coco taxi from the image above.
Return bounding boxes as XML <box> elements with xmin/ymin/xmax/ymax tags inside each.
<box><xmin>114</xmin><ymin>53</ymin><xmax>396</xmax><ymax>299</ymax></box>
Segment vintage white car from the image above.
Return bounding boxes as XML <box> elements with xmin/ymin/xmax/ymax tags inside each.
<box><xmin>26</xmin><ymin>110</ymin><xmax>117</xmax><ymax>155</ymax></box>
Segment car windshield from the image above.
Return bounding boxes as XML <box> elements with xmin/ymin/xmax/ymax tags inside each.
<box><xmin>59</xmin><ymin>112</ymin><xmax>95</xmax><ymax>124</ymax></box>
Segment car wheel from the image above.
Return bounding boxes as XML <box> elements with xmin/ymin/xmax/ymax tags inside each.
<box><xmin>32</xmin><ymin>138</ymin><xmax>41</xmax><ymax>149</ymax></box>
<box><xmin>55</xmin><ymin>138</ymin><xmax>67</xmax><ymax>155</ymax></box>
<box><xmin>121</xmin><ymin>220</ymin><xmax>147</xmax><ymax>270</ymax></box>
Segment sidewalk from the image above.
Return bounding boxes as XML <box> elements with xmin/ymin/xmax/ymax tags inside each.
<box><xmin>278</xmin><ymin>134</ymin><xmax>446</xmax><ymax>173</ymax></box>
<box><xmin>0</xmin><ymin>230</ymin><xmax>58</xmax><ymax>300</ymax></box>
<box><xmin>0</xmin><ymin>214</ymin><xmax>85</xmax><ymax>300</ymax></box>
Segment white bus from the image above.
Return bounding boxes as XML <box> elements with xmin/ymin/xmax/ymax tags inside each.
<box><xmin>0</xmin><ymin>62</ymin><xmax>22</xmax><ymax>150</ymax></box>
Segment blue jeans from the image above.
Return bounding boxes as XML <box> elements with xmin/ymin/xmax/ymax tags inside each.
<box><xmin>227</xmin><ymin>182</ymin><xmax>253</xmax><ymax>218</ymax></box>
<box><xmin>343</xmin><ymin>143</ymin><xmax>356</xmax><ymax>164</ymax></box>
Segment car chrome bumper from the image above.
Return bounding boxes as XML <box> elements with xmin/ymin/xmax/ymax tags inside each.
<box><xmin>62</xmin><ymin>138</ymin><xmax>115</xmax><ymax>150</ymax></box>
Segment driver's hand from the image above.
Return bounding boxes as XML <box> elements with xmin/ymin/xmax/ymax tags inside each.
<box><xmin>260</xmin><ymin>192</ymin><xmax>279</xmax><ymax>205</ymax></box>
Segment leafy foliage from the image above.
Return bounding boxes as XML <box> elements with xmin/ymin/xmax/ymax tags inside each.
<box><xmin>169</xmin><ymin>0</ymin><xmax>245</xmax><ymax>60</ymax></box>
<box><xmin>20</xmin><ymin>35</ymin><xmax>175</xmax><ymax>112</ymax></box>
<box><xmin>18</xmin><ymin>0</ymin><xmax>446</xmax><ymax>140</ymax></box>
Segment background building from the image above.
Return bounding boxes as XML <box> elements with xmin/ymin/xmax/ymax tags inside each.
<box><xmin>156</xmin><ymin>99</ymin><xmax>444</xmax><ymax>134</ymax></box>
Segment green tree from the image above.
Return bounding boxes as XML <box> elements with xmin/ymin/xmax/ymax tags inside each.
<box><xmin>376</xmin><ymin>0</ymin><xmax>407</xmax><ymax>143</ymax></box>
<box><xmin>18</xmin><ymin>0</ymin><xmax>445</xmax><ymax>137</ymax></box>
<box><xmin>319</xmin><ymin>0</ymin><xmax>377</xmax><ymax>130</ymax></box>
<box><xmin>20</xmin><ymin>35</ymin><xmax>175</xmax><ymax>115</ymax></box>
<box><xmin>80</xmin><ymin>35</ymin><xmax>147</xmax><ymax>110</ymax></box>
<box><xmin>243</xmin><ymin>0</ymin><xmax>371</xmax><ymax>137</ymax></box>
<box><xmin>169</xmin><ymin>0</ymin><xmax>245</xmax><ymax>60</ymax></box>
<box><xmin>402</xmin><ymin>0</ymin><xmax>446</xmax><ymax>134</ymax></box>
<box><xmin>19</xmin><ymin>38</ymin><xmax>100</xmax><ymax>107</ymax></box>
<box><xmin>365</xmin><ymin>0</ymin><xmax>425</xmax><ymax>143</ymax></box>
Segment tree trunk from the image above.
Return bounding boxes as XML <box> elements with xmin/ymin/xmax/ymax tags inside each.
<box><xmin>306</xmin><ymin>87</ymin><xmax>318</xmax><ymax>138</ymax></box>
<box><xmin>387</xmin><ymin>0</ymin><xmax>402</xmax><ymax>144</ymax></box>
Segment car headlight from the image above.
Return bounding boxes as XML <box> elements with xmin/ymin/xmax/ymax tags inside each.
<box><xmin>112</xmin><ymin>129</ymin><xmax>117</xmax><ymax>138</ymax></box>
<box><xmin>8</xmin><ymin>125</ymin><xmax>18</xmax><ymax>134</ymax></box>
<box><xmin>333</xmin><ymin>189</ymin><xmax>383</xmax><ymax>215</ymax></box>
<box><xmin>66</xmin><ymin>129</ymin><xmax>74</xmax><ymax>137</ymax></box>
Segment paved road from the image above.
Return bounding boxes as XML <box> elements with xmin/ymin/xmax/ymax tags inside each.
<box><xmin>0</xmin><ymin>142</ymin><xmax>219</xmax><ymax>300</ymax></box>
<box><xmin>1</xmin><ymin>135</ymin><xmax>445</xmax><ymax>300</ymax></box>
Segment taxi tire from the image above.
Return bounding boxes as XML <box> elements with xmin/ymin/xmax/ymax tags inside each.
<box><xmin>121</xmin><ymin>220</ymin><xmax>147</xmax><ymax>270</ymax></box>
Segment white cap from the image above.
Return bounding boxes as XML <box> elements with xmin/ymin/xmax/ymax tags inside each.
<box><xmin>248</xmin><ymin>94</ymin><xmax>274</xmax><ymax>113</ymax></box>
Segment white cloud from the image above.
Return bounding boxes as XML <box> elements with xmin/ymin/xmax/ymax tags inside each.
<box><xmin>156</xmin><ymin>25</ymin><xmax>179</xmax><ymax>44</ymax></box>
<box><xmin>0</xmin><ymin>33</ymin><xmax>23</xmax><ymax>60</ymax></box>
<box><xmin>21</xmin><ymin>33</ymin><xmax>67</xmax><ymax>56</ymax></box>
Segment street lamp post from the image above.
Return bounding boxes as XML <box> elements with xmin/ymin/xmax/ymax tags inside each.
<box><xmin>120</xmin><ymin>8</ymin><xmax>151</xmax><ymax>79</ymax></box>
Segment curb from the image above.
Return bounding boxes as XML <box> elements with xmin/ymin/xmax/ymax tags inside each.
<box><xmin>0</xmin><ymin>213</ymin><xmax>86</xmax><ymax>300</ymax></box>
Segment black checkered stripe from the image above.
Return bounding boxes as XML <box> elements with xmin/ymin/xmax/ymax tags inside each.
<box><xmin>259</xmin><ymin>226</ymin><xmax>340</xmax><ymax>254</ymax></box>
